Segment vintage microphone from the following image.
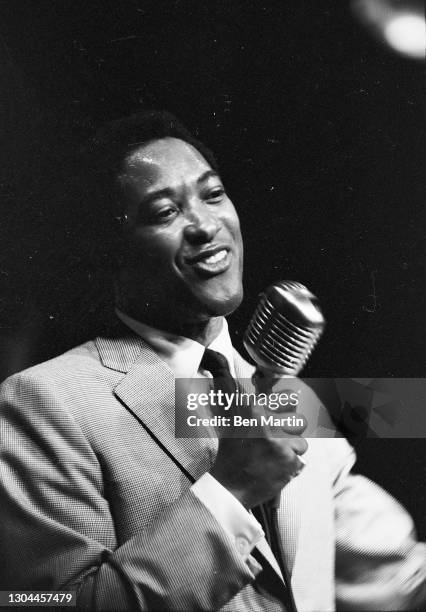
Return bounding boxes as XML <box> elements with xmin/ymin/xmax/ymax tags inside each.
<box><xmin>243</xmin><ymin>280</ymin><xmax>325</xmax><ymax>380</ymax></box>
<box><xmin>243</xmin><ymin>281</ymin><xmax>325</xmax><ymax>612</ymax></box>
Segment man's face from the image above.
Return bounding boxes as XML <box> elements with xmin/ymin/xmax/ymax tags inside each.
<box><xmin>117</xmin><ymin>137</ymin><xmax>243</xmax><ymax>327</ymax></box>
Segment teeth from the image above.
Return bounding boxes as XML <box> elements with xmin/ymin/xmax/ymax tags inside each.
<box><xmin>202</xmin><ymin>250</ymin><xmax>227</xmax><ymax>264</ymax></box>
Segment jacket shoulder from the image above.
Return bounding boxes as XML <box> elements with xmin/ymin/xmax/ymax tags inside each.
<box><xmin>0</xmin><ymin>339</ymin><xmax>123</xmax><ymax>439</ymax></box>
<box><xmin>1</xmin><ymin>340</ymin><xmax>102</xmax><ymax>388</ymax></box>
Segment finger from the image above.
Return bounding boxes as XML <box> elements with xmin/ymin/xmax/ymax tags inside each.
<box><xmin>292</xmin><ymin>456</ymin><xmax>307</xmax><ymax>477</ymax></box>
<box><xmin>289</xmin><ymin>447</ymin><xmax>308</xmax><ymax>477</ymax></box>
<box><xmin>291</xmin><ymin>436</ymin><xmax>309</xmax><ymax>455</ymax></box>
<box><xmin>269</xmin><ymin>434</ymin><xmax>308</xmax><ymax>456</ymax></box>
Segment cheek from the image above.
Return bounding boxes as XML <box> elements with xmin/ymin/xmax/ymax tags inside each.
<box><xmin>128</xmin><ymin>229</ymin><xmax>181</xmax><ymax>264</ymax></box>
<box><xmin>221</xmin><ymin>201</ymin><xmax>242</xmax><ymax>233</ymax></box>
<box><xmin>223</xmin><ymin>210</ymin><xmax>243</xmax><ymax>251</ymax></box>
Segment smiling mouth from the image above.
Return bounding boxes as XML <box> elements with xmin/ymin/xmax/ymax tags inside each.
<box><xmin>187</xmin><ymin>248</ymin><xmax>231</xmax><ymax>276</ymax></box>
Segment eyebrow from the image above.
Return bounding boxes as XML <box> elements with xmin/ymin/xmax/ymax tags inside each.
<box><xmin>139</xmin><ymin>188</ymin><xmax>175</xmax><ymax>208</ymax></box>
<box><xmin>196</xmin><ymin>170</ymin><xmax>221</xmax><ymax>185</ymax></box>
<box><xmin>139</xmin><ymin>170</ymin><xmax>222</xmax><ymax>207</ymax></box>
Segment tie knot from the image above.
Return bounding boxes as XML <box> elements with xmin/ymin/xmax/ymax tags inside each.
<box><xmin>200</xmin><ymin>348</ymin><xmax>231</xmax><ymax>379</ymax></box>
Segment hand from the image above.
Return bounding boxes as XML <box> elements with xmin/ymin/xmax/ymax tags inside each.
<box><xmin>209</xmin><ymin>379</ymin><xmax>308</xmax><ymax>509</ymax></box>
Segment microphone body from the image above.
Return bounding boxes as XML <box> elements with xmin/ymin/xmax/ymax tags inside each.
<box><xmin>243</xmin><ymin>284</ymin><xmax>325</xmax><ymax>612</ymax></box>
<box><xmin>243</xmin><ymin>282</ymin><xmax>325</xmax><ymax>560</ymax></box>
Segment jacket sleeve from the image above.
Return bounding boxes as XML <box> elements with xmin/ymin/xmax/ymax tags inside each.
<box><xmin>0</xmin><ymin>372</ymin><xmax>258</xmax><ymax>611</ymax></box>
<box><xmin>328</xmin><ymin>439</ymin><xmax>426</xmax><ymax>611</ymax></box>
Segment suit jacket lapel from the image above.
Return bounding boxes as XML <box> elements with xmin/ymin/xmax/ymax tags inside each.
<box><xmin>96</xmin><ymin>334</ymin><xmax>216</xmax><ymax>483</ymax></box>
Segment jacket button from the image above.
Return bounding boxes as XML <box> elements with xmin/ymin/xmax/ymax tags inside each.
<box><xmin>235</xmin><ymin>536</ymin><xmax>250</xmax><ymax>556</ymax></box>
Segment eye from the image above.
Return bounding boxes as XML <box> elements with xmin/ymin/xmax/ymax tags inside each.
<box><xmin>152</xmin><ymin>207</ymin><xmax>178</xmax><ymax>224</ymax></box>
<box><xmin>205</xmin><ymin>186</ymin><xmax>226</xmax><ymax>203</ymax></box>
<box><xmin>138</xmin><ymin>203</ymin><xmax>179</xmax><ymax>225</ymax></box>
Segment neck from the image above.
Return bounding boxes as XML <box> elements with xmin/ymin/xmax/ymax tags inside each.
<box><xmin>117</xmin><ymin>304</ymin><xmax>224</xmax><ymax>346</ymax></box>
<box><xmin>175</xmin><ymin>316</ymin><xmax>224</xmax><ymax>346</ymax></box>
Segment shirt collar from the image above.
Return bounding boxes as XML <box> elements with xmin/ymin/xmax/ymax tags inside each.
<box><xmin>115</xmin><ymin>309</ymin><xmax>235</xmax><ymax>378</ymax></box>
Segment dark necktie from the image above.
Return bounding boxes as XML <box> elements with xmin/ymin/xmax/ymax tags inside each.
<box><xmin>200</xmin><ymin>348</ymin><xmax>237</xmax><ymax>395</ymax></box>
<box><xmin>199</xmin><ymin>348</ymin><xmax>296</xmax><ymax>611</ymax></box>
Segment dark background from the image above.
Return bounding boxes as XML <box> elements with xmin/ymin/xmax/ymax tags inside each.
<box><xmin>1</xmin><ymin>1</ymin><xmax>425</xmax><ymax>536</ymax></box>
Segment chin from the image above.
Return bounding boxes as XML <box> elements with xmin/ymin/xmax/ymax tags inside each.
<box><xmin>194</xmin><ymin>287</ymin><xmax>244</xmax><ymax>318</ymax></box>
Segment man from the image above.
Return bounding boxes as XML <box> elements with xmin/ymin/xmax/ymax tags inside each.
<box><xmin>0</xmin><ymin>111</ymin><xmax>424</xmax><ymax>611</ymax></box>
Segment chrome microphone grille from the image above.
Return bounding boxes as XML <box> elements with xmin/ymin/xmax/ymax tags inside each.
<box><xmin>243</xmin><ymin>281</ymin><xmax>325</xmax><ymax>375</ymax></box>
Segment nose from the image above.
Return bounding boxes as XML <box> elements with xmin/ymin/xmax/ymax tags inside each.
<box><xmin>183</xmin><ymin>202</ymin><xmax>221</xmax><ymax>245</ymax></box>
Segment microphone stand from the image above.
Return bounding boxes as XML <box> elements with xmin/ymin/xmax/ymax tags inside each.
<box><xmin>252</xmin><ymin>368</ymin><xmax>299</xmax><ymax>612</ymax></box>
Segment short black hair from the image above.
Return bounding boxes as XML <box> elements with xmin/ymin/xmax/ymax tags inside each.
<box><xmin>89</xmin><ymin>109</ymin><xmax>218</xmax><ymax>187</ymax></box>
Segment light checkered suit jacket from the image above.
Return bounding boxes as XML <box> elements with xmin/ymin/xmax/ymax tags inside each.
<box><xmin>1</xmin><ymin>331</ymin><xmax>425</xmax><ymax>611</ymax></box>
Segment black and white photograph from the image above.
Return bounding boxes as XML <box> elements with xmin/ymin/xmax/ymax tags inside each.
<box><xmin>1</xmin><ymin>2</ymin><xmax>425</xmax><ymax>611</ymax></box>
